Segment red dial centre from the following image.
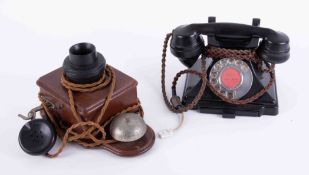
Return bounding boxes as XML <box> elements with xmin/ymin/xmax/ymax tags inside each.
<box><xmin>220</xmin><ymin>67</ymin><xmax>242</xmax><ymax>89</ymax></box>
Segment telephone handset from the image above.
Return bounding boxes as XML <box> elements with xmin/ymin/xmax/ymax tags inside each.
<box><xmin>160</xmin><ymin>17</ymin><xmax>290</xmax><ymax>137</ymax></box>
<box><xmin>170</xmin><ymin>19</ymin><xmax>290</xmax><ymax>67</ymax></box>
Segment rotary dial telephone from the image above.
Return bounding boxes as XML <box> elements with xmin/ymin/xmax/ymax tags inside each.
<box><xmin>160</xmin><ymin>17</ymin><xmax>290</xmax><ymax>137</ymax></box>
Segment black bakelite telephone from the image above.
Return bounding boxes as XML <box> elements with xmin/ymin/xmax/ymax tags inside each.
<box><xmin>159</xmin><ymin>17</ymin><xmax>290</xmax><ymax>137</ymax></box>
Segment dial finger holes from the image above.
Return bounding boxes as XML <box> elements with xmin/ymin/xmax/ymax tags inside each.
<box><xmin>209</xmin><ymin>58</ymin><xmax>253</xmax><ymax>100</ymax></box>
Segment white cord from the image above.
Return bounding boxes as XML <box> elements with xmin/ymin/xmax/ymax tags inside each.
<box><xmin>158</xmin><ymin>113</ymin><xmax>184</xmax><ymax>139</ymax></box>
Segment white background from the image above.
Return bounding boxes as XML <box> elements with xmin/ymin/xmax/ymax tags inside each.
<box><xmin>0</xmin><ymin>0</ymin><xmax>308</xmax><ymax>175</ymax></box>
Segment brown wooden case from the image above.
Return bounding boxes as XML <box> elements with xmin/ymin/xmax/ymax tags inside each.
<box><xmin>37</xmin><ymin>66</ymin><xmax>155</xmax><ymax>156</ymax></box>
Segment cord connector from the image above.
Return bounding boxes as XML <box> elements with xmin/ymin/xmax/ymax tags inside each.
<box><xmin>158</xmin><ymin>129</ymin><xmax>175</xmax><ymax>139</ymax></box>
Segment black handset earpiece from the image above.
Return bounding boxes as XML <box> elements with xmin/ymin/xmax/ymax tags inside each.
<box><xmin>170</xmin><ymin>26</ymin><xmax>205</xmax><ymax>67</ymax></box>
<box><xmin>19</xmin><ymin>118</ymin><xmax>56</xmax><ymax>155</ymax></box>
<box><xmin>170</xmin><ymin>22</ymin><xmax>290</xmax><ymax>65</ymax></box>
<box><xmin>257</xmin><ymin>32</ymin><xmax>290</xmax><ymax>64</ymax></box>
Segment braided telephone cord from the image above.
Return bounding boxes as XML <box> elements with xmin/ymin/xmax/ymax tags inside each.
<box><xmin>161</xmin><ymin>33</ymin><xmax>207</xmax><ymax>113</ymax></box>
<box><xmin>161</xmin><ymin>33</ymin><xmax>276</xmax><ymax>112</ymax></box>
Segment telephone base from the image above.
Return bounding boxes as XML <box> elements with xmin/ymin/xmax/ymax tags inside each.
<box><xmin>183</xmin><ymin>83</ymin><xmax>279</xmax><ymax>118</ymax></box>
<box><xmin>182</xmin><ymin>60</ymin><xmax>279</xmax><ymax>118</ymax></box>
<box><xmin>190</xmin><ymin>100</ymin><xmax>278</xmax><ymax>118</ymax></box>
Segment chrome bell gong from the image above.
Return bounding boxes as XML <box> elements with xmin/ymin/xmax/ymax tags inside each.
<box><xmin>110</xmin><ymin>113</ymin><xmax>147</xmax><ymax>142</ymax></box>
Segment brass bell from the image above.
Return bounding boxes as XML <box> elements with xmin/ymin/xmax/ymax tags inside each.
<box><xmin>110</xmin><ymin>113</ymin><xmax>147</xmax><ymax>142</ymax></box>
